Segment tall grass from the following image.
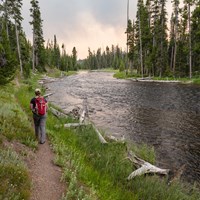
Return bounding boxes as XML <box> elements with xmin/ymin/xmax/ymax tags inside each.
<box><xmin>0</xmin><ymin>149</ymin><xmax>30</xmax><ymax>200</ymax></box>
<box><xmin>46</xmin><ymin>111</ymin><xmax>200</xmax><ymax>200</ymax></box>
<box><xmin>113</xmin><ymin>70</ymin><xmax>200</xmax><ymax>85</ymax></box>
<box><xmin>0</xmin><ymin>80</ymin><xmax>39</xmax><ymax>199</ymax></box>
<box><xmin>113</xmin><ymin>71</ymin><xmax>141</xmax><ymax>79</ymax></box>
<box><xmin>0</xmin><ymin>84</ymin><xmax>36</xmax><ymax>148</ymax></box>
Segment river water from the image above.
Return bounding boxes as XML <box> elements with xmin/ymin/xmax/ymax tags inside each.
<box><xmin>47</xmin><ymin>71</ymin><xmax>200</xmax><ymax>183</ymax></box>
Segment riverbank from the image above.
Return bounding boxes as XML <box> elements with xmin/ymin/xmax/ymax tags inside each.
<box><xmin>0</xmin><ymin>72</ymin><xmax>200</xmax><ymax>199</ymax></box>
<box><xmin>113</xmin><ymin>71</ymin><xmax>200</xmax><ymax>84</ymax></box>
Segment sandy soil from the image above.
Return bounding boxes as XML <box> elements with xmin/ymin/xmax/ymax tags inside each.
<box><xmin>29</xmin><ymin>140</ymin><xmax>65</xmax><ymax>200</ymax></box>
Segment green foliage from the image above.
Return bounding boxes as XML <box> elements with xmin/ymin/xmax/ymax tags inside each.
<box><xmin>192</xmin><ymin>78</ymin><xmax>200</xmax><ymax>84</ymax></box>
<box><xmin>46</xmin><ymin>110</ymin><xmax>200</xmax><ymax>200</ymax></box>
<box><xmin>113</xmin><ymin>71</ymin><xmax>127</xmax><ymax>79</ymax></box>
<box><xmin>0</xmin><ymin>83</ymin><xmax>37</xmax><ymax>148</ymax></box>
<box><xmin>0</xmin><ymin>27</ymin><xmax>16</xmax><ymax>85</ymax></box>
<box><xmin>0</xmin><ymin>149</ymin><xmax>30</xmax><ymax>200</ymax></box>
<box><xmin>119</xmin><ymin>60</ymin><xmax>125</xmax><ymax>72</ymax></box>
<box><xmin>30</xmin><ymin>0</ymin><xmax>45</xmax><ymax>71</ymax></box>
<box><xmin>114</xmin><ymin>71</ymin><xmax>141</xmax><ymax>79</ymax></box>
<box><xmin>82</xmin><ymin>45</ymin><xmax>125</xmax><ymax>70</ymax></box>
<box><xmin>192</xmin><ymin>2</ymin><xmax>200</xmax><ymax>72</ymax></box>
<box><xmin>0</xmin><ymin>75</ymin><xmax>39</xmax><ymax>199</ymax></box>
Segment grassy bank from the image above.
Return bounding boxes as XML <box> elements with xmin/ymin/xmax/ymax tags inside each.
<box><xmin>0</xmin><ymin>72</ymin><xmax>200</xmax><ymax>199</ymax></box>
<box><xmin>46</xmin><ymin>119</ymin><xmax>200</xmax><ymax>200</ymax></box>
<box><xmin>113</xmin><ymin>71</ymin><xmax>200</xmax><ymax>84</ymax></box>
<box><xmin>0</xmin><ymin>82</ymin><xmax>37</xmax><ymax>199</ymax></box>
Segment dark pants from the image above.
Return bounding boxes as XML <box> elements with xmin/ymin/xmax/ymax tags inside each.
<box><xmin>33</xmin><ymin>113</ymin><xmax>47</xmax><ymax>143</ymax></box>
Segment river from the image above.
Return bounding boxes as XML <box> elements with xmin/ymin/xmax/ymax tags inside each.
<box><xmin>47</xmin><ymin>71</ymin><xmax>200</xmax><ymax>183</ymax></box>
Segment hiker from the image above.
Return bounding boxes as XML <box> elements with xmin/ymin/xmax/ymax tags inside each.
<box><xmin>30</xmin><ymin>88</ymin><xmax>48</xmax><ymax>144</ymax></box>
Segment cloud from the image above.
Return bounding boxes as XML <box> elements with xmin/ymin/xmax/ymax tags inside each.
<box><xmin>22</xmin><ymin>0</ymin><xmax>133</xmax><ymax>59</ymax></box>
<box><xmin>59</xmin><ymin>11</ymin><xmax>127</xmax><ymax>58</ymax></box>
<box><xmin>22</xmin><ymin>0</ymin><xmax>179</xmax><ymax>59</ymax></box>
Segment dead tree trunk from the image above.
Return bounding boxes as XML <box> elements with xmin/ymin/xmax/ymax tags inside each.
<box><xmin>127</xmin><ymin>150</ymin><xmax>169</xmax><ymax>180</ymax></box>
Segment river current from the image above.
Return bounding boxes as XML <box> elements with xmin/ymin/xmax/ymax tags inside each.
<box><xmin>47</xmin><ymin>71</ymin><xmax>200</xmax><ymax>183</ymax></box>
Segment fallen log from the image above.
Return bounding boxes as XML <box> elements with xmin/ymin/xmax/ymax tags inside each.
<box><xmin>44</xmin><ymin>92</ymin><xmax>54</xmax><ymax>98</ymax></box>
<box><xmin>127</xmin><ymin>151</ymin><xmax>169</xmax><ymax>180</ymax></box>
<box><xmin>61</xmin><ymin>121</ymin><xmax>107</xmax><ymax>144</ymax></box>
<box><xmin>63</xmin><ymin>123</ymin><xmax>87</xmax><ymax>128</ymax></box>
<box><xmin>79</xmin><ymin>97</ymin><xmax>88</xmax><ymax>123</ymax></box>
<box><xmin>79</xmin><ymin>110</ymin><xmax>86</xmax><ymax>124</ymax></box>
<box><xmin>91</xmin><ymin>124</ymin><xmax>107</xmax><ymax>144</ymax></box>
<box><xmin>50</xmin><ymin>102</ymin><xmax>169</xmax><ymax>179</ymax></box>
<box><xmin>49</xmin><ymin>107</ymin><xmax>68</xmax><ymax>118</ymax></box>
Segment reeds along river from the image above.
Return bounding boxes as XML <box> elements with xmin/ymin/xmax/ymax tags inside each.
<box><xmin>47</xmin><ymin>71</ymin><xmax>200</xmax><ymax>183</ymax></box>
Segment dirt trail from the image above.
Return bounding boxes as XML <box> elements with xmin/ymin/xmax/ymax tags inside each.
<box><xmin>29</xmin><ymin>140</ymin><xmax>65</xmax><ymax>200</ymax></box>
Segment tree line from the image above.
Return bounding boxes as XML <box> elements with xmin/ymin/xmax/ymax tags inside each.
<box><xmin>83</xmin><ymin>0</ymin><xmax>200</xmax><ymax>78</ymax></box>
<box><xmin>0</xmin><ymin>0</ymin><xmax>78</xmax><ymax>84</ymax></box>
<box><xmin>0</xmin><ymin>0</ymin><xmax>200</xmax><ymax>85</ymax></box>
<box><xmin>127</xmin><ymin>0</ymin><xmax>200</xmax><ymax>78</ymax></box>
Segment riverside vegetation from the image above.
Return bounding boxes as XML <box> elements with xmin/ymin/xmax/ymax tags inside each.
<box><xmin>113</xmin><ymin>71</ymin><xmax>200</xmax><ymax>84</ymax></box>
<box><xmin>0</xmin><ymin>71</ymin><xmax>200</xmax><ymax>200</ymax></box>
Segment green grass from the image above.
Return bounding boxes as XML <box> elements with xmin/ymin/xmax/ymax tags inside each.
<box><xmin>113</xmin><ymin>70</ymin><xmax>200</xmax><ymax>85</ymax></box>
<box><xmin>91</xmin><ymin>68</ymin><xmax>119</xmax><ymax>73</ymax></box>
<box><xmin>153</xmin><ymin>76</ymin><xmax>200</xmax><ymax>84</ymax></box>
<box><xmin>192</xmin><ymin>78</ymin><xmax>200</xmax><ymax>84</ymax></box>
<box><xmin>113</xmin><ymin>71</ymin><xmax>141</xmax><ymax>79</ymax></box>
<box><xmin>1</xmin><ymin>72</ymin><xmax>199</xmax><ymax>200</ymax></box>
<box><xmin>46</xmin><ymin>111</ymin><xmax>200</xmax><ymax>200</ymax></box>
<box><xmin>0</xmin><ymin>84</ymin><xmax>37</xmax><ymax>148</ymax></box>
<box><xmin>0</xmin><ymin>78</ymin><xmax>39</xmax><ymax>199</ymax></box>
<box><xmin>0</xmin><ymin>149</ymin><xmax>30</xmax><ymax>200</ymax></box>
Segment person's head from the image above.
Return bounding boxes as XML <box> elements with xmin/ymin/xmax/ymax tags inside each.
<box><xmin>35</xmin><ymin>88</ymin><xmax>41</xmax><ymax>96</ymax></box>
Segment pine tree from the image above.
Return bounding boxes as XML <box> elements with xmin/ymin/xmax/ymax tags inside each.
<box><xmin>0</xmin><ymin>24</ymin><xmax>16</xmax><ymax>84</ymax></box>
<box><xmin>30</xmin><ymin>0</ymin><xmax>45</xmax><ymax>71</ymax></box>
<box><xmin>171</xmin><ymin>0</ymin><xmax>180</xmax><ymax>76</ymax></box>
<box><xmin>135</xmin><ymin>0</ymin><xmax>144</xmax><ymax>77</ymax></box>
<box><xmin>72</xmin><ymin>47</ymin><xmax>77</xmax><ymax>70</ymax></box>
<box><xmin>184</xmin><ymin>0</ymin><xmax>196</xmax><ymax>78</ymax></box>
<box><xmin>126</xmin><ymin>19</ymin><xmax>135</xmax><ymax>74</ymax></box>
<box><xmin>9</xmin><ymin>0</ymin><xmax>23</xmax><ymax>76</ymax></box>
<box><xmin>96</xmin><ymin>48</ymin><xmax>101</xmax><ymax>69</ymax></box>
<box><xmin>173</xmin><ymin>3</ymin><xmax>192</xmax><ymax>77</ymax></box>
<box><xmin>191</xmin><ymin>1</ymin><xmax>200</xmax><ymax>74</ymax></box>
<box><xmin>53</xmin><ymin>35</ymin><xmax>60</xmax><ymax>69</ymax></box>
<box><xmin>151</xmin><ymin>0</ymin><xmax>160</xmax><ymax>76</ymax></box>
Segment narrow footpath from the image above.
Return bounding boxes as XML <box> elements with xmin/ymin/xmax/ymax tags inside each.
<box><xmin>29</xmin><ymin>140</ymin><xmax>65</xmax><ymax>200</ymax></box>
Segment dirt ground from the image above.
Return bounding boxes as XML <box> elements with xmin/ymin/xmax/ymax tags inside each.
<box><xmin>29</xmin><ymin>140</ymin><xmax>66</xmax><ymax>200</ymax></box>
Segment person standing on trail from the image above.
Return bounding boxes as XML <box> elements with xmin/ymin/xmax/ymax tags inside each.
<box><xmin>30</xmin><ymin>88</ymin><xmax>48</xmax><ymax>144</ymax></box>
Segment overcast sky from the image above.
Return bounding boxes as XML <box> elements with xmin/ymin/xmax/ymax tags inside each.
<box><xmin>21</xmin><ymin>0</ymin><xmax>174</xmax><ymax>60</ymax></box>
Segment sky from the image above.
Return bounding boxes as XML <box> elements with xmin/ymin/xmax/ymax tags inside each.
<box><xmin>21</xmin><ymin>0</ymin><xmax>174</xmax><ymax>60</ymax></box>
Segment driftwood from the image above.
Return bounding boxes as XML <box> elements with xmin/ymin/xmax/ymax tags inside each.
<box><xmin>128</xmin><ymin>77</ymin><xmax>180</xmax><ymax>83</ymax></box>
<box><xmin>63</xmin><ymin>123</ymin><xmax>87</xmax><ymax>128</ymax></box>
<box><xmin>107</xmin><ymin>135</ymin><xmax>125</xmax><ymax>142</ymax></box>
<box><xmin>80</xmin><ymin>98</ymin><xmax>107</xmax><ymax>144</ymax></box>
<box><xmin>91</xmin><ymin>124</ymin><xmax>107</xmax><ymax>144</ymax></box>
<box><xmin>127</xmin><ymin>151</ymin><xmax>169</xmax><ymax>180</ymax></box>
<box><xmin>49</xmin><ymin>99</ymin><xmax>169</xmax><ymax>178</ymax></box>
<box><xmin>44</xmin><ymin>93</ymin><xmax>54</xmax><ymax>98</ymax></box>
<box><xmin>79</xmin><ymin>97</ymin><xmax>88</xmax><ymax>123</ymax></box>
<box><xmin>49</xmin><ymin>97</ymin><xmax>108</xmax><ymax>144</ymax></box>
<box><xmin>49</xmin><ymin>107</ymin><xmax>68</xmax><ymax>118</ymax></box>
<box><xmin>79</xmin><ymin>109</ymin><xmax>86</xmax><ymax>124</ymax></box>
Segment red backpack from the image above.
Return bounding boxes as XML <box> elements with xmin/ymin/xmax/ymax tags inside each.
<box><xmin>35</xmin><ymin>97</ymin><xmax>47</xmax><ymax>115</ymax></box>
